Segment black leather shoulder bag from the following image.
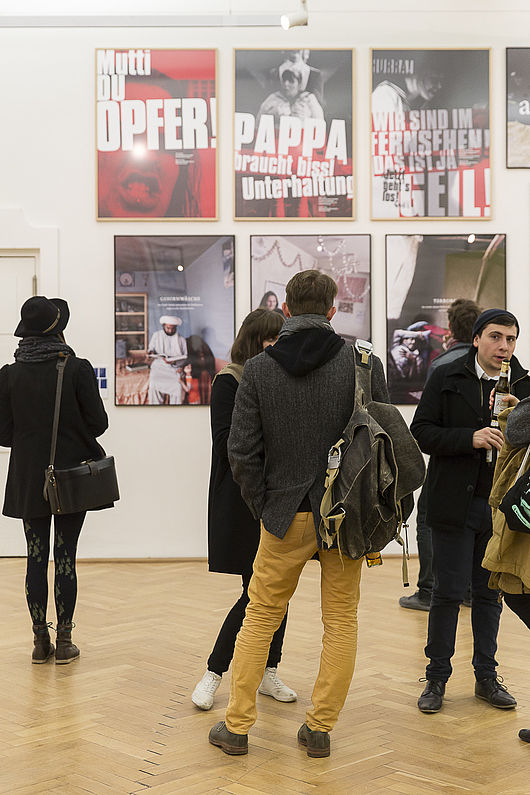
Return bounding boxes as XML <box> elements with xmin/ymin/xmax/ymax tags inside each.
<box><xmin>43</xmin><ymin>356</ymin><xmax>120</xmax><ymax>514</ymax></box>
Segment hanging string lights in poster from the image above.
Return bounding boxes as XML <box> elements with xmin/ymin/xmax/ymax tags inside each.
<box><xmin>251</xmin><ymin>235</ymin><xmax>371</xmax><ymax>342</ymax></box>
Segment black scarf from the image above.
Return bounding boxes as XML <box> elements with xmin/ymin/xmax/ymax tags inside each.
<box><xmin>14</xmin><ymin>336</ymin><xmax>76</xmax><ymax>363</ymax></box>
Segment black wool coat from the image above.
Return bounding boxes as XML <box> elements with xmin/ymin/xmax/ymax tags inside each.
<box><xmin>411</xmin><ymin>347</ymin><xmax>530</xmax><ymax>532</ymax></box>
<box><xmin>0</xmin><ymin>356</ymin><xmax>109</xmax><ymax>519</ymax></box>
<box><xmin>207</xmin><ymin>373</ymin><xmax>259</xmax><ymax>575</ymax></box>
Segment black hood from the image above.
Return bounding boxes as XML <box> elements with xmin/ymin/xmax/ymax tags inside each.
<box><xmin>266</xmin><ymin>327</ymin><xmax>345</xmax><ymax>377</ymax></box>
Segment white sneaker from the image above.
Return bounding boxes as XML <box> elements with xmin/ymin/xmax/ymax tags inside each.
<box><xmin>191</xmin><ymin>670</ymin><xmax>222</xmax><ymax>710</ymax></box>
<box><xmin>258</xmin><ymin>667</ymin><xmax>297</xmax><ymax>702</ymax></box>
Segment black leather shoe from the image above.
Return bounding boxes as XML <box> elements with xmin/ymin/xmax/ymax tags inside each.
<box><xmin>475</xmin><ymin>677</ymin><xmax>517</xmax><ymax>709</ymax></box>
<box><xmin>399</xmin><ymin>591</ymin><xmax>430</xmax><ymax>612</ymax></box>
<box><xmin>209</xmin><ymin>721</ymin><xmax>248</xmax><ymax>755</ymax></box>
<box><xmin>518</xmin><ymin>729</ymin><xmax>530</xmax><ymax>743</ymax></box>
<box><xmin>418</xmin><ymin>680</ymin><xmax>445</xmax><ymax>713</ymax></box>
<box><xmin>297</xmin><ymin>723</ymin><xmax>330</xmax><ymax>758</ymax></box>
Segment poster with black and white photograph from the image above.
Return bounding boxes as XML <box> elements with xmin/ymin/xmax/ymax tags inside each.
<box><xmin>97</xmin><ymin>49</ymin><xmax>216</xmax><ymax>219</ymax></box>
<box><xmin>251</xmin><ymin>235</ymin><xmax>370</xmax><ymax>341</ymax></box>
<box><xmin>371</xmin><ymin>49</ymin><xmax>490</xmax><ymax>219</ymax></box>
<box><xmin>235</xmin><ymin>49</ymin><xmax>354</xmax><ymax>219</ymax></box>
<box><xmin>386</xmin><ymin>234</ymin><xmax>506</xmax><ymax>404</ymax></box>
<box><xmin>115</xmin><ymin>236</ymin><xmax>234</xmax><ymax>405</ymax></box>
<box><xmin>507</xmin><ymin>48</ymin><xmax>530</xmax><ymax>168</ymax></box>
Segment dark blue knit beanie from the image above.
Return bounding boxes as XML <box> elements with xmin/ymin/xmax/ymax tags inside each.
<box><xmin>472</xmin><ymin>308</ymin><xmax>519</xmax><ymax>339</ymax></box>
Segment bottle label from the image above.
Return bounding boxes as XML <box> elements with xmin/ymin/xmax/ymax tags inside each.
<box><xmin>493</xmin><ymin>393</ymin><xmax>507</xmax><ymax>417</ymax></box>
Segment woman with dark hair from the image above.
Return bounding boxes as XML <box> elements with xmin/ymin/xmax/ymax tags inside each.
<box><xmin>192</xmin><ymin>308</ymin><xmax>296</xmax><ymax>710</ymax></box>
<box><xmin>0</xmin><ymin>296</ymin><xmax>109</xmax><ymax>664</ymax></box>
<box><xmin>258</xmin><ymin>291</ymin><xmax>283</xmax><ymax>315</ymax></box>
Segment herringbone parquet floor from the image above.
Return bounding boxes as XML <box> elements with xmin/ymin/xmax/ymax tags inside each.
<box><xmin>0</xmin><ymin>557</ymin><xmax>529</xmax><ymax>794</ymax></box>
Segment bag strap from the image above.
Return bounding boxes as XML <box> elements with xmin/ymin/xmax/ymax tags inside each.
<box><xmin>49</xmin><ymin>356</ymin><xmax>69</xmax><ymax>469</ymax></box>
<box><xmin>213</xmin><ymin>362</ymin><xmax>243</xmax><ymax>385</ymax></box>
<box><xmin>352</xmin><ymin>339</ymin><xmax>373</xmax><ymax>409</ymax></box>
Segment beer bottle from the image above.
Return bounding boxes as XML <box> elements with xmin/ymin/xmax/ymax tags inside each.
<box><xmin>486</xmin><ymin>359</ymin><xmax>510</xmax><ymax>466</ymax></box>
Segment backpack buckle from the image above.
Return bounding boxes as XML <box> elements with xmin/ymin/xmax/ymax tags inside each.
<box><xmin>354</xmin><ymin>339</ymin><xmax>373</xmax><ymax>366</ymax></box>
<box><xmin>328</xmin><ymin>446</ymin><xmax>342</xmax><ymax>469</ymax></box>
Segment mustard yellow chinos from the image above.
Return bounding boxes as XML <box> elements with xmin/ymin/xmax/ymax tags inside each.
<box><xmin>225</xmin><ymin>511</ymin><xmax>363</xmax><ymax>734</ymax></box>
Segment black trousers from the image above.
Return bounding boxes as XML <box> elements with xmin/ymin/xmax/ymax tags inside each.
<box><xmin>426</xmin><ymin>497</ymin><xmax>501</xmax><ymax>683</ymax></box>
<box><xmin>503</xmin><ymin>592</ymin><xmax>530</xmax><ymax>630</ymax></box>
<box><xmin>416</xmin><ymin>483</ymin><xmax>434</xmax><ymax>599</ymax></box>
<box><xmin>207</xmin><ymin>570</ymin><xmax>288</xmax><ymax>676</ymax></box>
<box><xmin>416</xmin><ymin>483</ymin><xmax>470</xmax><ymax>603</ymax></box>
<box><xmin>23</xmin><ymin>512</ymin><xmax>86</xmax><ymax>625</ymax></box>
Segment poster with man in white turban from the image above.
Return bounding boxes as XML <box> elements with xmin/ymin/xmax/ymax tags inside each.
<box><xmin>114</xmin><ymin>235</ymin><xmax>235</xmax><ymax>405</ymax></box>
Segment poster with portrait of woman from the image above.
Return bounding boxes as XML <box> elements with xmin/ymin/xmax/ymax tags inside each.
<box><xmin>507</xmin><ymin>48</ymin><xmax>530</xmax><ymax>168</ymax></box>
<box><xmin>115</xmin><ymin>235</ymin><xmax>234</xmax><ymax>406</ymax></box>
<box><xmin>386</xmin><ymin>234</ymin><xmax>506</xmax><ymax>405</ymax></box>
<box><xmin>371</xmin><ymin>49</ymin><xmax>490</xmax><ymax>219</ymax></box>
<box><xmin>251</xmin><ymin>235</ymin><xmax>370</xmax><ymax>342</ymax></box>
<box><xmin>97</xmin><ymin>49</ymin><xmax>217</xmax><ymax>219</ymax></box>
<box><xmin>235</xmin><ymin>49</ymin><xmax>354</xmax><ymax>219</ymax></box>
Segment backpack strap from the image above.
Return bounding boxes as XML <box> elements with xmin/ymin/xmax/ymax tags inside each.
<box><xmin>319</xmin><ymin>439</ymin><xmax>347</xmax><ymax>548</ymax></box>
<box><xmin>353</xmin><ymin>339</ymin><xmax>373</xmax><ymax>409</ymax></box>
<box><xmin>319</xmin><ymin>339</ymin><xmax>374</xmax><ymax>549</ymax></box>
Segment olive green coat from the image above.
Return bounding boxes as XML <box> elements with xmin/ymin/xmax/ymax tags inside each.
<box><xmin>482</xmin><ymin>408</ymin><xmax>530</xmax><ymax>594</ymax></box>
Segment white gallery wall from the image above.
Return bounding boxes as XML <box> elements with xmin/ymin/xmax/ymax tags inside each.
<box><xmin>0</xmin><ymin>0</ymin><xmax>529</xmax><ymax>557</ymax></box>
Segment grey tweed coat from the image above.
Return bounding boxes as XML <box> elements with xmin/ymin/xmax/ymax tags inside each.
<box><xmin>228</xmin><ymin>344</ymin><xmax>389</xmax><ymax>540</ymax></box>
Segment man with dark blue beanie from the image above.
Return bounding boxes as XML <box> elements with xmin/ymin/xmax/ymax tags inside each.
<box><xmin>411</xmin><ymin>309</ymin><xmax>530</xmax><ymax>713</ymax></box>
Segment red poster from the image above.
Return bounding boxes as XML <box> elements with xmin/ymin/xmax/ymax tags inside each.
<box><xmin>96</xmin><ymin>49</ymin><xmax>216</xmax><ymax>220</ymax></box>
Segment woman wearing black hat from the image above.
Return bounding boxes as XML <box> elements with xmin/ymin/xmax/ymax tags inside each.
<box><xmin>0</xmin><ymin>296</ymin><xmax>109</xmax><ymax>663</ymax></box>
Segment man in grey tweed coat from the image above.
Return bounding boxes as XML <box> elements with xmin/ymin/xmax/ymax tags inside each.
<box><xmin>208</xmin><ymin>270</ymin><xmax>389</xmax><ymax>758</ymax></box>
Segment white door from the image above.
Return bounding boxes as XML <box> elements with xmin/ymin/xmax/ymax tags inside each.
<box><xmin>0</xmin><ymin>254</ymin><xmax>37</xmax><ymax>555</ymax></box>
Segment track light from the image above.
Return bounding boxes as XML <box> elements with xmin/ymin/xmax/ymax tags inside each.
<box><xmin>281</xmin><ymin>0</ymin><xmax>308</xmax><ymax>29</ymax></box>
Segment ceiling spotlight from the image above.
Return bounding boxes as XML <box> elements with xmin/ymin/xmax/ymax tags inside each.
<box><xmin>467</xmin><ymin>233</ymin><xmax>476</xmax><ymax>244</ymax></box>
<box><xmin>281</xmin><ymin>0</ymin><xmax>308</xmax><ymax>29</ymax></box>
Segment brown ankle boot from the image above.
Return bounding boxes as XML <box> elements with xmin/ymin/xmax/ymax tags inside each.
<box><xmin>55</xmin><ymin>622</ymin><xmax>80</xmax><ymax>665</ymax></box>
<box><xmin>32</xmin><ymin>623</ymin><xmax>55</xmax><ymax>664</ymax></box>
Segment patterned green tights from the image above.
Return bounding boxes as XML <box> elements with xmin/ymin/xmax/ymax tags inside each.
<box><xmin>23</xmin><ymin>512</ymin><xmax>86</xmax><ymax>625</ymax></box>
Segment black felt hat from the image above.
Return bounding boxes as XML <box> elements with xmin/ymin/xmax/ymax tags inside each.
<box><xmin>14</xmin><ymin>296</ymin><xmax>70</xmax><ymax>338</ymax></box>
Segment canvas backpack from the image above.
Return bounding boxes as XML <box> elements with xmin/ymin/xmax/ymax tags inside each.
<box><xmin>319</xmin><ymin>340</ymin><xmax>425</xmax><ymax>579</ymax></box>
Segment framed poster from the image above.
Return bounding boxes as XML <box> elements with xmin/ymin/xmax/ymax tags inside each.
<box><xmin>371</xmin><ymin>49</ymin><xmax>490</xmax><ymax>219</ymax></box>
<box><xmin>251</xmin><ymin>235</ymin><xmax>370</xmax><ymax>342</ymax></box>
<box><xmin>115</xmin><ymin>235</ymin><xmax>234</xmax><ymax>405</ymax></box>
<box><xmin>507</xmin><ymin>48</ymin><xmax>530</xmax><ymax>168</ymax></box>
<box><xmin>97</xmin><ymin>49</ymin><xmax>217</xmax><ymax>220</ymax></box>
<box><xmin>386</xmin><ymin>233</ymin><xmax>506</xmax><ymax>405</ymax></box>
<box><xmin>235</xmin><ymin>49</ymin><xmax>354</xmax><ymax>220</ymax></box>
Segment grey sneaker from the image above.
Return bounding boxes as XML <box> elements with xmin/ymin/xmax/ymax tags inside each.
<box><xmin>399</xmin><ymin>591</ymin><xmax>431</xmax><ymax>612</ymax></box>
<box><xmin>297</xmin><ymin>722</ymin><xmax>330</xmax><ymax>758</ymax></box>
<box><xmin>192</xmin><ymin>670</ymin><xmax>221</xmax><ymax>710</ymax></box>
<box><xmin>208</xmin><ymin>721</ymin><xmax>248</xmax><ymax>755</ymax></box>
